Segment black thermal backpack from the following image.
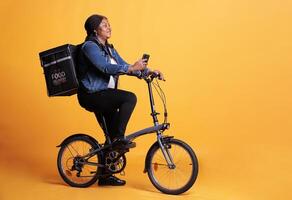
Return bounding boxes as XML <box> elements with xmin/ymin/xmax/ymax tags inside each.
<box><xmin>39</xmin><ymin>44</ymin><xmax>81</xmax><ymax>97</ymax></box>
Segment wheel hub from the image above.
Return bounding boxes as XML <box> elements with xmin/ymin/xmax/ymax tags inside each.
<box><xmin>72</xmin><ymin>156</ymin><xmax>85</xmax><ymax>172</ymax></box>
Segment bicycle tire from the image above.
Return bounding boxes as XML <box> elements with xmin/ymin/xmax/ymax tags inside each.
<box><xmin>146</xmin><ymin>138</ymin><xmax>198</xmax><ymax>195</ymax></box>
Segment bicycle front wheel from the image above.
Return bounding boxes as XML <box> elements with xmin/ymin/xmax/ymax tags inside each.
<box><xmin>146</xmin><ymin>138</ymin><xmax>198</xmax><ymax>195</ymax></box>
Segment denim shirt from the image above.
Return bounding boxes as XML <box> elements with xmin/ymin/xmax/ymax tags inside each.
<box><xmin>78</xmin><ymin>38</ymin><xmax>148</xmax><ymax>93</ymax></box>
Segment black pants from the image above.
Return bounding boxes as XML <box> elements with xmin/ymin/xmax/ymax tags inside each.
<box><xmin>77</xmin><ymin>88</ymin><xmax>137</xmax><ymax>140</ymax></box>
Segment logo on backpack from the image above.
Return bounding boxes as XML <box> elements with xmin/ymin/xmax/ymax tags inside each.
<box><xmin>51</xmin><ymin>70</ymin><xmax>67</xmax><ymax>86</ymax></box>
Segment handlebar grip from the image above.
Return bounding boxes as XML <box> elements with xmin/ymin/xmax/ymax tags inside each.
<box><xmin>150</xmin><ymin>72</ymin><xmax>159</xmax><ymax>79</ymax></box>
<box><xmin>151</xmin><ymin>72</ymin><xmax>165</xmax><ymax>81</ymax></box>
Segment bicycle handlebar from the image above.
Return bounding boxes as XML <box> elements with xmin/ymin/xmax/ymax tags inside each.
<box><xmin>140</xmin><ymin>71</ymin><xmax>165</xmax><ymax>82</ymax></box>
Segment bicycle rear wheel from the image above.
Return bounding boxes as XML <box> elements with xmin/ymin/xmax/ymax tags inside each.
<box><xmin>57</xmin><ymin>135</ymin><xmax>102</xmax><ymax>187</ymax></box>
<box><xmin>146</xmin><ymin>138</ymin><xmax>198</xmax><ymax>195</ymax></box>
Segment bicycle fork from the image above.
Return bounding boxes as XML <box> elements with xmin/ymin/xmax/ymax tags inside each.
<box><xmin>157</xmin><ymin>133</ymin><xmax>176</xmax><ymax>169</ymax></box>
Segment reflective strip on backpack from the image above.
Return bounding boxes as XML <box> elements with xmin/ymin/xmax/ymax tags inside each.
<box><xmin>43</xmin><ymin>56</ymin><xmax>72</xmax><ymax>67</ymax></box>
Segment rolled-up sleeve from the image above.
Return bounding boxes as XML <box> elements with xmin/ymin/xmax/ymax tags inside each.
<box><xmin>82</xmin><ymin>41</ymin><xmax>129</xmax><ymax>75</ymax></box>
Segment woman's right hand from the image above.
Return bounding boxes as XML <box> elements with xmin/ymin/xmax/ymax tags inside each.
<box><xmin>128</xmin><ymin>58</ymin><xmax>147</xmax><ymax>73</ymax></box>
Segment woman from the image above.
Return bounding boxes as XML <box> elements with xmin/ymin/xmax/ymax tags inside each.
<box><xmin>77</xmin><ymin>14</ymin><xmax>164</xmax><ymax>186</ymax></box>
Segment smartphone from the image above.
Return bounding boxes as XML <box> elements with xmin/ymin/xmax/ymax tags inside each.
<box><xmin>142</xmin><ymin>54</ymin><xmax>150</xmax><ymax>63</ymax></box>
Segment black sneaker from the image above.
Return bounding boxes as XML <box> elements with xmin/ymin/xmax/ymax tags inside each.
<box><xmin>98</xmin><ymin>175</ymin><xmax>126</xmax><ymax>186</ymax></box>
<box><xmin>112</xmin><ymin>137</ymin><xmax>136</xmax><ymax>149</ymax></box>
<box><xmin>112</xmin><ymin>136</ymin><xmax>130</xmax><ymax>144</ymax></box>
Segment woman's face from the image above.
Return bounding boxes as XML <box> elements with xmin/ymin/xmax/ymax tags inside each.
<box><xmin>96</xmin><ymin>18</ymin><xmax>111</xmax><ymax>40</ymax></box>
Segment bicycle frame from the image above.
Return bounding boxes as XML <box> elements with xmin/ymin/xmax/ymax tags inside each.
<box><xmin>126</xmin><ymin>77</ymin><xmax>175</xmax><ymax>168</ymax></box>
<box><xmin>78</xmin><ymin>76</ymin><xmax>175</xmax><ymax>169</ymax></box>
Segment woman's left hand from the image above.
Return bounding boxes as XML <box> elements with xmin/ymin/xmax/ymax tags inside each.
<box><xmin>151</xmin><ymin>69</ymin><xmax>165</xmax><ymax>81</ymax></box>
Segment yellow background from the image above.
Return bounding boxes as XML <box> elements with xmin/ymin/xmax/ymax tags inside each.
<box><xmin>0</xmin><ymin>0</ymin><xmax>291</xmax><ymax>200</ymax></box>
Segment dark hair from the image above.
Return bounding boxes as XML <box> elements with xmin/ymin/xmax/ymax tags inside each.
<box><xmin>84</xmin><ymin>14</ymin><xmax>107</xmax><ymax>36</ymax></box>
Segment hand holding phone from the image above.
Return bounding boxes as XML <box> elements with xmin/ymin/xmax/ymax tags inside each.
<box><xmin>128</xmin><ymin>55</ymin><xmax>149</xmax><ymax>73</ymax></box>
